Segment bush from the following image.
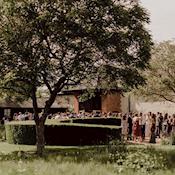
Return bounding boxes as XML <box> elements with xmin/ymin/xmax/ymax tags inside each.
<box><xmin>118</xmin><ymin>149</ymin><xmax>166</xmax><ymax>174</ymax></box>
<box><xmin>160</xmin><ymin>133</ymin><xmax>175</xmax><ymax>145</ymax></box>
<box><xmin>5</xmin><ymin>123</ymin><xmax>36</xmax><ymax>145</ymax></box>
<box><xmin>107</xmin><ymin>140</ymin><xmax>127</xmax><ymax>163</ymax></box>
<box><xmin>161</xmin><ymin>137</ymin><xmax>171</xmax><ymax>145</ymax></box>
<box><xmin>170</xmin><ymin>133</ymin><xmax>175</xmax><ymax>145</ymax></box>
<box><xmin>5</xmin><ymin>121</ymin><xmax>121</xmax><ymax>145</ymax></box>
<box><xmin>0</xmin><ymin>124</ymin><xmax>5</xmax><ymax>140</ymax></box>
<box><xmin>60</xmin><ymin>117</ymin><xmax>121</xmax><ymax>126</ymax></box>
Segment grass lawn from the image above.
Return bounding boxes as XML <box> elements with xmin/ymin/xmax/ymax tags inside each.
<box><xmin>0</xmin><ymin>159</ymin><xmax>174</xmax><ymax>175</ymax></box>
<box><xmin>0</xmin><ymin>141</ymin><xmax>108</xmax><ymax>155</ymax></box>
<box><xmin>0</xmin><ymin>141</ymin><xmax>175</xmax><ymax>175</ymax></box>
<box><xmin>1</xmin><ymin>139</ymin><xmax>175</xmax><ymax>154</ymax></box>
<box><xmin>128</xmin><ymin>143</ymin><xmax>175</xmax><ymax>151</ymax></box>
<box><xmin>0</xmin><ymin>142</ymin><xmax>35</xmax><ymax>154</ymax></box>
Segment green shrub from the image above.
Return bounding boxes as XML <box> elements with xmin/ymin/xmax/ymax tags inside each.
<box><xmin>117</xmin><ymin>149</ymin><xmax>166</xmax><ymax>174</ymax></box>
<box><xmin>170</xmin><ymin>133</ymin><xmax>175</xmax><ymax>145</ymax></box>
<box><xmin>160</xmin><ymin>133</ymin><xmax>175</xmax><ymax>146</ymax></box>
<box><xmin>161</xmin><ymin>137</ymin><xmax>171</xmax><ymax>145</ymax></box>
<box><xmin>107</xmin><ymin>140</ymin><xmax>127</xmax><ymax>163</ymax></box>
<box><xmin>5</xmin><ymin>123</ymin><xmax>36</xmax><ymax>145</ymax></box>
<box><xmin>60</xmin><ymin>117</ymin><xmax>121</xmax><ymax>126</ymax></box>
<box><xmin>0</xmin><ymin>124</ymin><xmax>5</xmax><ymax>140</ymax></box>
<box><xmin>59</xmin><ymin>119</ymin><xmax>72</xmax><ymax>123</ymax></box>
<box><xmin>5</xmin><ymin>121</ymin><xmax>121</xmax><ymax>145</ymax></box>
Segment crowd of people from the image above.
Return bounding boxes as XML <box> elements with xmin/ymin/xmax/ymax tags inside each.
<box><xmin>121</xmin><ymin>112</ymin><xmax>175</xmax><ymax>143</ymax></box>
<box><xmin>13</xmin><ymin>112</ymin><xmax>34</xmax><ymax>121</ymax></box>
<box><xmin>2</xmin><ymin>111</ymin><xmax>118</xmax><ymax>122</ymax></box>
<box><xmin>51</xmin><ymin>111</ymin><xmax>119</xmax><ymax>119</ymax></box>
<box><xmin>1</xmin><ymin>112</ymin><xmax>34</xmax><ymax>123</ymax></box>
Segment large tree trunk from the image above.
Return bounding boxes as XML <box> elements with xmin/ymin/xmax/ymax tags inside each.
<box><xmin>31</xmin><ymin>78</ymin><xmax>66</xmax><ymax>156</ymax></box>
<box><xmin>36</xmin><ymin>120</ymin><xmax>45</xmax><ymax>156</ymax></box>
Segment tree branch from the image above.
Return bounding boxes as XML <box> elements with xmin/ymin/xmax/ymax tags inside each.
<box><xmin>148</xmin><ymin>92</ymin><xmax>175</xmax><ymax>103</ymax></box>
<box><xmin>0</xmin><ymin>85</ymin><xmax>30</xmax><ymax>97</ymax></box>
<box><xmin>41</xmin><ymin>72</ymin><xmax>52</xmax><ymax>94</ymax></box>
<box><xmin>31</xmin><ymin>86</ymin><xmax>40</xmax><ymax>123</ymax></box>
<box><xmin>41</xmin><ymin>76</ymin><xmax>66</xmax><ymax>122</ymax></box>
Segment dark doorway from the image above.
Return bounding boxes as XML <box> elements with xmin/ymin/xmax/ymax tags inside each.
<box><xmin>79</xmin><ymin>95</ymin><xmax>101</xmax><ymax>112</ymax></box>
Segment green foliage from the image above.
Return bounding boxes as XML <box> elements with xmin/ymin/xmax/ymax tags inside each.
<box><xmin>0</xmin><ymin>124</ymin><xmax>5</xmax><ymax>140</ymax></box>
<box><xmin>0</xmin><ymin>143</ymin><xmax>174</xmax><ymax>175</ymax></box>
<box><xmin>161</xmin><ymin>133</ymin><xmax>175</xmax><ymax>145</ymax></box>
<box><xmin>0</xmin><ymin>159</ymin><xmax>172</xmax><ymax>175</ymax></box>
<box><xmin>60</xmin><ymin>117</ymin><xmax>121</xmax><ymax>126</ymax></box>
<box><xmin>0</xmin><ymin>0</ymin><xmax>152</xmax><ymax>153</ymax></box>
<box><xmin>118</xmin><ymin>149</ymin><xmax>166</xmax><ymax>174</ymax></box>
<box><xmin>78</xmin><ymin>89</ymin><xmax>97</xmax><ymax>102</ymax></box>
<box><xmin>135</xmin><ymin>41</ymin><xmax>175</xmax><ymax>102</ymax></box>
<box><xmin>0</xmin><ymin>140</ymin><xmax>175</xmax><ymax>175</ymax></box>
<box><xmin>161</xmin><ymin>137</ymin><xmax>171</xmax><ymax>145</ymax></box>
<box><xmin>5</xmin><ymin>124</ymin><xmax>36</xmax><ymax>145</ymax></box>
<box><xmin>5</xmin><ymin>121</ymin><xmax>121</xmax><ymax>145</ymax></box>
<box><xmin>107</xmin><ymin>140</ymin><xmax>127</xmax><ymax>163</ymax></box>
<box><xmin>170</xmin><ymin>133</ymin><xmax>175</xmax><ymax>145</ymax></box>
<box><xmin>0</xmin><ymin>0</ymin><xmax>152</xmax><ymax>100</ymax></box>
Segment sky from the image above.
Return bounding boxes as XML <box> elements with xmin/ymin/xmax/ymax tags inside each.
<box><xmin>140</xmin><ymin>0</ymin><xmax>175</xmax><ymax>42</ymax></box>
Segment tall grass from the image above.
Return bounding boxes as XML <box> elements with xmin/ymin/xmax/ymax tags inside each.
<box><xmin>0</xmin><ymin>159</ymin><xmax>174</xmax><ymax>175</ymax></box>
<box><xmin>0</xmin><ymin>141</ymin><xmax>175</xmax><ymax>175</ymax></box>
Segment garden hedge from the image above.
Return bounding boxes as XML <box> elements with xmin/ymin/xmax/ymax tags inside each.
<box><xmin>60</xmin><ymin>117</ymin><xmax>121</xmax><ymax>126</ymax></box>
<box><xmin>0</xmin><ymin>124</ymin><xmax>5</xmax><ymax>140</ymax></box>
<box><xmin>5</xmin><ymin>121</ymin><xmax>121</xmax><ymax>145</ymax></box>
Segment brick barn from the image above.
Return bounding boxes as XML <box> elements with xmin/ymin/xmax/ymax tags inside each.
<box><xmin>61</xmin><ymin>89</ymin><xmax>122</xmax><ymax>113</ymax></box>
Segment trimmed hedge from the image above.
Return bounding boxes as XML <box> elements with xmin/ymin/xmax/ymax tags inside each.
<box><xmin>0</xmin><ymin>124</ymin><xmax>5</xmax><ymax>140</ymax></box>
<box><xmin>5</xmin><ymin>123</ymin><xmax>36</xmax><ymax>145</ymax></box>
<box><xmin>72</xmin><ymin>117</ymin><xmax>121</xmax><ymax>126</ymax></box>
<box><xmin>60</xmin><ymin>117</ymin><xmax>121</xmax><ymax>126</ymax></box>
<box><xmin>5</xmin><ymin>121</ymin><xmax>121</xmax><ymax>145</ymax></box>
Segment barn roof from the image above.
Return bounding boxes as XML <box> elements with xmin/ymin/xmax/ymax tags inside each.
<box><xmin>0</xmin><ymin>98</ymin><xmax>67</xmax><ymax>109</ymax></box>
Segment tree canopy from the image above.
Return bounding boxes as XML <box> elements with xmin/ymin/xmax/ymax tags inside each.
<box><xmin>0</xmin><ymin>0</ymin><xmax>152</xmax><ymax>155</ymax></box>
<box><xmin>136</xmin><ymin>41</ymin><xmax>175</xmax><ymax>103</ymax></box>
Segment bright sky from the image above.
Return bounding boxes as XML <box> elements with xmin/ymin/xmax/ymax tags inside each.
<box><xmin>140</xmin><ymin>0</ymin><xmax>175</xmax><ymax>42</ymax></box>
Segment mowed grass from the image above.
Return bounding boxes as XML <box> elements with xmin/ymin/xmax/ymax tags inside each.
<box><xmin>0</xmin><ymin>142</ymin><xmax>35</xmax><ymax>154</ymax></box>
<box><xmin>0</xmin><ymin>141</ymin><xmax>107</xmax><ymax>155</ymax></box>
<box><xmin>0</xmin><ymin>141</ymin><xmax>175</xmax><ymax>175</ymax></box>
<box><xmin>1</xmin><ymin>140</ymin><xmax>175</xmax><ymax>154</ymax></box>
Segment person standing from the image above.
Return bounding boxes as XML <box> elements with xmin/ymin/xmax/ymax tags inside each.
<box><xmin>172</xmin><ymin>114</ymin><xmax>175</xmax><ymax>134</ymax></box>
<box><xmin>127</xmin><ymin>113</ymin><xmax>133</xmax><ymax>140</ymax></box>
<box><xmin>149</xmin><ymin>114</ymin><xmax>156</xmax><ymax>143</ymax></box>
<box><xmin>140</xmin><ymin>113</ymin><xmax>146</xmax><ymax>141</ymax></box>
<box><xmin>145</xmin><ymin>112</ymin><xmax>152</xmax><ymax>138</ymax></box>
<box><xmin>163</xmin><ymin>113</ymin><xmax>168</xmax><ymax>137</ymax></box>
<box><xmin>133</xmin><ymin>114</ymin><xmax>142</xmax><ymax>142</ymax></box>
<box><xmin>155</xmin><ymin>113</ymin><xmax>160</xmax><ymax>138</ymax></box>
<box><xmin>122</xmin><ymin>114</ymin><xmax>128</xmax><ymax>139</ymax></box>
<box><xmin>159</xmin><ymin>113</ymin><xmax>163</xmax><ymax>137</ymax></box>
<box><xmin>167</xmin><ymin>116</ymin><xmax>173</xmax><ymax>136</ymax></box>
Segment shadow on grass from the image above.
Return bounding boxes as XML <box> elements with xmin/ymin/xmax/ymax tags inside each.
<box><xmin>0</xmin><ymin>144</ymin><xmax>125</xmax><ymax>164</ymax></box>
<box><xmin>0</xmin><ymin>146</ymin><xmax>107</xmax><ymax>161</ymax></box>
<box><xmin>1</xmin><ymin>143</ymin><xmax>175</xmax><ymax>171</ymax></box>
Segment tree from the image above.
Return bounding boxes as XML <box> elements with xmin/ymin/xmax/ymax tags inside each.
<box><xmin>136</xmin><ymin>41</ymin><xmax>175</xmax><ymax>103</ymax></box>
<box><xmin>0</xmin><ymin>0</ymin><xmax>152</xmax><ymax>155</ymax></box>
